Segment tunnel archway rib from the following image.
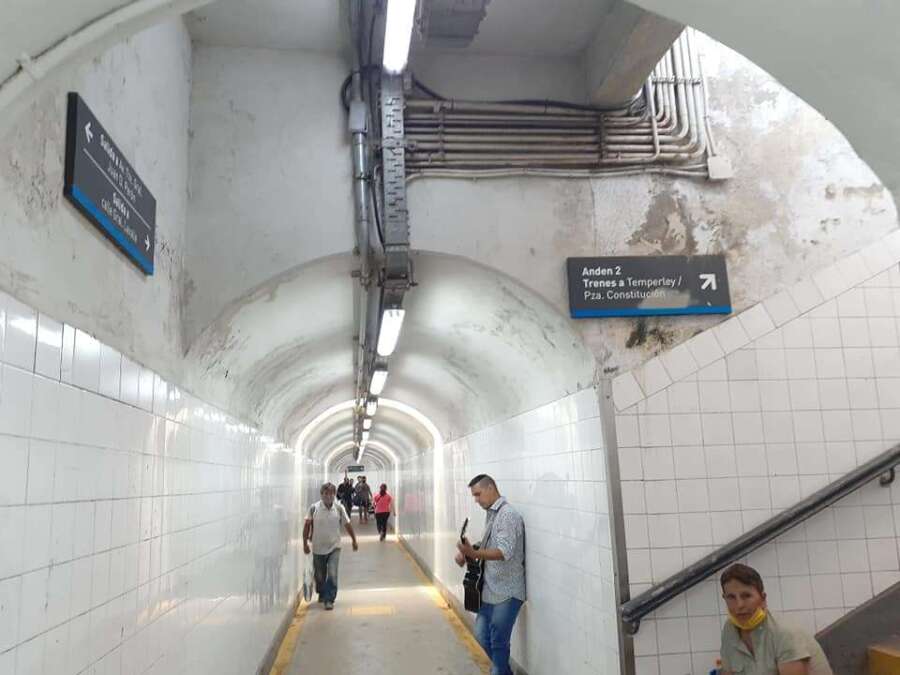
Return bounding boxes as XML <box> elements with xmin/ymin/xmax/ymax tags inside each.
<box><xmin>185</xmin><ymin>251</ymin><xmax>596</xmax><ymax>450</ymax></box>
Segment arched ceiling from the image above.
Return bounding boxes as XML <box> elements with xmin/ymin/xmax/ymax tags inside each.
<box><xmin>186</xmin><ymin>250</ymin><xmax>594</xmax><ymax>460</ymax></box>
<box><xmin>186</xmin><ymin>0</ymin><xmax>348</xmax><ymax>52</ymax></box>
<box><xmin>299</xmin><ymin>402</ymin><xmax>433</xmax><ymax>466</ymax></box>
<box><xmin>6</xmin><ymin>0</ymin><xmax>900</xmax><ymax>467</ymax></box>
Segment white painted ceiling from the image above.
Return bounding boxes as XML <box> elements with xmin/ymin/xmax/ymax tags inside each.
<box><xmin>186</xmin><ymin>0</ymin><xmax>348</xmax><ymax>52</ymax></box>
<box><xmin>185</xmin><ymin>0</ymin><xmax>615</xmax><ymax>56</ymax></box>
<box><xmin>453</xmin><ymin>0</ymin><xmax>616</xmax><ymax>56</ymax></box>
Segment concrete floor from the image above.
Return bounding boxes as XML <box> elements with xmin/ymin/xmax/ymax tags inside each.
<box><xmin>281</xmin><ymin>519</ymin><xmax>489</xmax><ymax>674</ymax></box>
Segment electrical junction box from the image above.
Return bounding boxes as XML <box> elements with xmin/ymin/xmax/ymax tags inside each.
<box><xmin>348</xmin><ymin>101</ymin><xmax>367</xmax><ymax>133</ymax></box>
<box><xmin>707</xmin><ymin>155</ymin><xmax>734</xmax><ymax>181</ymax></box>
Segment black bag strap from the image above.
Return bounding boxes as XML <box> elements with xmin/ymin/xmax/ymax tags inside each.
<box><xmin>480</xmin><ymin>500</ymin><xmax>506</xmax><ymax>549</ymax></box>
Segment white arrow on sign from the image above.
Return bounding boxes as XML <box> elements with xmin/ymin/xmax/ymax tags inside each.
<box><xmin>699</xmin><ymin>273</ymin><xmax>717</xmax><ymax>291</ymax></box>
<box><xmin>144</xmin><ymin>236</ymin><xmax>150</xmax><ymax>252</ymax></box>
<box><xmin>84</xmin><ymin>122</ymin><xmax>93</xmax><ymax>144</ymax></box>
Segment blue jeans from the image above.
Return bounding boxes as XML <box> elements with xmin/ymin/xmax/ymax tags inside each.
<box><xmin>313</xmin><ymin>548</ymin><xmax>341</xmax><ymax>603</ymax></box>
<box><xmin>475</xmin><ymin>597</ymin><xmax>523</xmax><ymax>675</ymax></box>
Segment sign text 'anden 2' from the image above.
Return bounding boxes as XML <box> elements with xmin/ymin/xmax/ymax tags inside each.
<box><xmin>567</xmin><ymin>255</ymin><xmax>732</xmax><ymax>318</ymax></box>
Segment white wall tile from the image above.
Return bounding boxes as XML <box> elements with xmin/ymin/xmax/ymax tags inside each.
<box><xmin>714</xmin><ymin>317</ymin><xmax>751</xmax><ymax>354</ymax></box>
<box><xmin>71</xmin><ymin>330</ymin><xmax>101</xmax><ymax>392</ymax></box>
<box><xmin>790</xmin><ymin>279</ymin><xmax>825</xmax><ymax>313</ymax></box>
<box><xmin>739</xmin><ymin>304</ymin><xmax>776</xmax><ymax>341</ymax></box>
<box><xmin>764</xmin><ymin>291</ymin><xmax>801</xmax><ymax>327</ymax></box>
<box><xmin>659</xmin><ymin>344</ymin><xmax>697</xmax><ymax>382</ymax></box>
<box><xmin>841</xmin><ymin>572</ymin><xmax>873</xmax><ymax>606</ymax></box>
<box><xmin>613</xmin><ymin>372</ymin><xmax>645</xmax><ymax>411</ymax></box>
<box><xmin>18</xmin><ymin>568</ymin><xmax>48</xmax><ymax>641</ymax></box>
<box><xmin>99</xmin><ymin>345</ymin><xmax>122</xmax><ymax>399</ymax></box>
<box><xmin>0</xmin><ymin>576</ymin><xmax>20</xmax><ymax>652</ymax></box>
<box><xmin>3</xmin><ymin>296</ymin><xmax>36</xmax><ymax>372</ymax></box>
<box><xmin>0</xmin><ymin>365</ymin><xmax>33</xmax><ymax>438</ymax></box>
<box><xmin>686</xmin><ymin>331</ymin><xmax>724</xmax><ymax>369</ymax></box>
<box><xmin>0</xmin><ymin>435</ymin><xmax>27</xmax><ymax>506</ymax></box>
<box><xmin>34</xmin><ymin>314</ymin><xmax>63</xmax><ymax>380</ymax></box>
<box><xmin>25</xmin><ymin>440</ymin><xmax>56</xmax><ymax>504</ymax></box>
<box><xmin>634</xmin><ymin>358</ymin><xmax>672</xmax><ymax>397</ymax></box>
<box><xmin>673</xmin><ymin>445</ymin><xmax>706</xmax><ymax>479</ymax></box>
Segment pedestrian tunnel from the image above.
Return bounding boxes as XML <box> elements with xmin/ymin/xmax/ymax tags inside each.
<box><xmin>3</xmin><ymin>1</ymin><xmax>900</xmax><ymax>674</ymax></box>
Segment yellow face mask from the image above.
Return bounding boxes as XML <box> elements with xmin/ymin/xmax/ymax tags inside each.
<box><xmin>728</xmin><ymin>607</ymin><xmax>767</xmax><ymax>631</ymax></box>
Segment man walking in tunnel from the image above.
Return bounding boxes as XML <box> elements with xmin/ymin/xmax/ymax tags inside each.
<box><xmin>303</xmin><ymin>483</ymin><xmax>358</xmax><ymax>610</ymax></box>
<box><xmin>337</xmin><ymin>476</ymin><xmax>354</xmax><ymax>519</ymax></box>
<box><xmin>456</xmin><ymin>474</ymin><xmax>526</xmax><ymax>675</ymax></box>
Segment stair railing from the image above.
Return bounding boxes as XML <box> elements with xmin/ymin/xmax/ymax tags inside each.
<box><xmin>620</xmin><ymin>442</ymin><xmax>900</xmax><ymax>634</ymax></box>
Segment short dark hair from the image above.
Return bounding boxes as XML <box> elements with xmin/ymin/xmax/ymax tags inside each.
<box><xmin>720</xmin><ymin>563</ymin><xmax>765</xmax><ymax>594</ymax></box>
<box><xmin>468</xmin><ymin>474</ymin><xmax>497</xmax><ymax>490</ymax></box>
<box><xmin>320</xmin><ymin>482</ymin><xmax>336</xmax><ymax>495</ymax></box>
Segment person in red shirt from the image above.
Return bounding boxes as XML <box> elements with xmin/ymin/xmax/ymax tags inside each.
<box><xmin>373</xmin><ymin>484</ymin><xmax>395</xmax><ymax>541</ymax></box>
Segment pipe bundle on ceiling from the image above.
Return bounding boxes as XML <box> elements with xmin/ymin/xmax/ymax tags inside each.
<box><xmin>404</xmin><ymin>30</ymin><xmax>715</xmax><ymax>179</ymax></box>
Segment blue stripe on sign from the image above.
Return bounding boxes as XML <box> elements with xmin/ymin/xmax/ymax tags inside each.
<box><xmin>71</xmin><ymin>185</ymin><xmax>153</xmax><ymax>274</ymax></box>
<box><xmin>572</xmin><ymin>306</ymin><xmax>732</xmax><ymax>318</ymax></box>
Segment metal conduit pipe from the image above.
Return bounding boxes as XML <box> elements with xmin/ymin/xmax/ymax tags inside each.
<box><xmin>403</xmin><ymin>30</ymin><xmax>718</xmax><ymax>175</ymax></box>
<box><xmin>406</xmin><ymin>167</ymin><xmax>710</xmax><ymax>181</ymax></box>
<box><xmin>348</xmin><ymin>0</ymin><xmax>374</xmax><ymax>404</ymax></box>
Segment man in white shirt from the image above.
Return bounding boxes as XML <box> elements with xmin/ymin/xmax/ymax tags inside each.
<box><xmin>303</xmin><ymin>483</ymin><xmax>358</xmax><ymax>610</ymax></box>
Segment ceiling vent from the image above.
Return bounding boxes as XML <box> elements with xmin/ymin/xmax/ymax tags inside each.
<box><xmin>415</xmin><ymin>0</ymin><xmax>492</xmax><ymax>48</ymax></box>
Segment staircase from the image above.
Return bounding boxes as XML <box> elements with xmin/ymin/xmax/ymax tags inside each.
<box><xmin>818</xmin><ymin>580</ymin><xmax>900</xmax><ymax>675</ymax></box>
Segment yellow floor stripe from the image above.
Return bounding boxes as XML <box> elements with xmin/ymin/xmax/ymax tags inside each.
<box><xmin>268</xmin><ymin>601</ymin><xmax>310</xmax><ymax>675</ymax></box>
<box><xmin>397</xmin><ymin>541</ymin><xmax>492</xmax><ymax>674</ymax></box>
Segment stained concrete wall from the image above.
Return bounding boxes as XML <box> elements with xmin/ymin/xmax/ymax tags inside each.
<box><xmin>408</xmin><ymin>32</ymin><xmax>899</xmax><ymax>377</ymax></box>
<box><xmin>184</xmin><ymin>46</ymin><xmax>354</xmax><ymax>344</ymax></box>
<box><xmin>0</xmin><ymin>19</ymin><xmax>191</xmax><ymax>381</ymax></box>
<box><xmin>182</xmin><ymin>30</ymin><xmax>897</xmax><ymax>393</ymax></box>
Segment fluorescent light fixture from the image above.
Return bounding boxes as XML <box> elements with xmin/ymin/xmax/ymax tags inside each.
<box><xmin>383</xmin><ymin>0</ymin><xmax>416</xmax><ymax>74</ymax></box>
<box><xmin>361</xmin><ymin>431</ymin><xmax>370</xmax><ymax>444</ymax></box>
<box><xmin>376</xmin><ymin>308</ymin><xmax>405</xmax><ymax>356</ymax></box>
<box><xmin>370</xmin><ymin>367</ymin><xmax>388</xmax><ymax>395</ymax></box>
<box><xmin>366</xmin><ymin>398</ymin><xmax>378</xmax><ymax>416</ymax></box>
<box><xmin>363</xmin><ymin>418</ymin><xmax>373</xmax><ymax>431</ymax></box>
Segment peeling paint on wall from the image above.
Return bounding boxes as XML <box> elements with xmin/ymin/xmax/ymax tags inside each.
<box><xmin>408</xmin><ymin>31</ymin><xmax>898</xmax><ymax>377</ymax></box>
<box><xmin>0</xmin><ymin>19</ymin><xmax>192</xmax><ymax>382</ymax></box>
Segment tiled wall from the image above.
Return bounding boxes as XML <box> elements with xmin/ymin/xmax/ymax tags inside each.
<box><xmin>0</xmin><ymin>291</ymin><xmax>317</xmax><ymax>675</ymax></box>
<box><xmin>611</xmin><ymin>231</ymin><xmax>900</xmax><ymax>675</ymax></box>
<box><xmin>399</xmin><ymin>388</ymin><xmax>619</xmax><ymax>675</ymax></box>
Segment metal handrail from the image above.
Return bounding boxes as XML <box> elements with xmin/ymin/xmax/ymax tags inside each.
<box><xmin>620</xmin><ymin>442</ymin><xmax>900</xmax><ymax>633</ymax></box>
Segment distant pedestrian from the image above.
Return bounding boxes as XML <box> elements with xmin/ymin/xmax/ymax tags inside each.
<box><xmin>354</xmin><ymin>476</ymin><xmax>372</xmax><ymax>524</ymax></box>
<box><xmin>303</xmin><ymin>483</ymin><xmax>358</xmax><ymax>610</ymax></box>
<box><xmin>373</xmin><ymin>484</ymin><xmax>395</xmax><ymax>541</ymax></box>
<box><xmin>337</xmin><ymin>476</ymin><xmax>354</xmax><ymax>519</ymax></box>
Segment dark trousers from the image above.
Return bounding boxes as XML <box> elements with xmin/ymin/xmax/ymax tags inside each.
<box><xmin>375</xmin><ymin>512</ymin><xmax>390</xmax><ymax>536</ymax></box>
<box><xmin>312</xmin><ymin>548</ymin><xmax>340</xmax><ymax>603</ymax></box>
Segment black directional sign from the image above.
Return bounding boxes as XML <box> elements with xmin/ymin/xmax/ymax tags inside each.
<box><xmin>64</xmin><ymin>93</ymin><xmax>156</xmax><ymax>275</ymax></box>
<box><xmin>567</xmin><ymin>255</ymin><xmax>731</xmax><ymax>318</ymax></box>
<box><xmin>347</xmin><ymin>465</ymin><xmax>366</xmax><ymax>473</ymax></box>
